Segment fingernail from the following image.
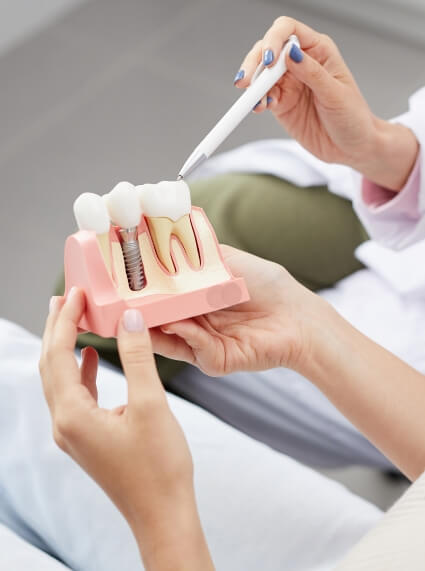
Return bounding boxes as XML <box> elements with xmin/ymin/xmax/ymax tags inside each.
<box><xmin>233</xmin><ymin>69</ymin><xmax>245</xmax><ymax>84</ymax></box>
<box><xmin>267</xmin><ymin>96</ymin><xmax>273</xmax><ymax>105</ymax></box>
<box><xmin>252</xmin><ymin>100</ymin><xmax>261</xmax><ymax>111</ymax></box>
<box><xmin>123</xmin><ymin>309</ymin><xmax>145</xmax><ymax>333</ymax></box>
<box><xmin>289</xmin><ymin>44</ymin><xmax>303</xmax><ymax>63</ymax></box>
<box><xmin>49</xmin><ymin>296</ymin><xmax>58</xmax><ymax>313</ymax></box>
<box><xmin>66</xmin><ymin>287</ymin><xmax>78</xmax><ymax>303</ymax></box>
<box><xmin>263</xmin><ymin>49</ymin><xmax>274</xmax><ymax>65</ymax></box>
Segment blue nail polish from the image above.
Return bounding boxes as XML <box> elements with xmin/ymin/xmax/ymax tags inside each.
<box><xmin>267</xmin><ymin>96</ymin><xmax>273</xmax><ymax>105</ymax></box>
<box><xmin>252</xmin><ymin>100</ymin><xmax>261</xmax><ymax>111</ymax></box>
<box><xmin>263</xmin><ymin>49</ymin><xmax>274</xmax><ymax>66</ymax></box>
<box><xmin>289</xmin><ymin>44</ymin><xmax>303</xmax><ymax>63</ymax></box>
<box><xmin>234</xmin><ymin>69</ymin><xmax>245</xmax><ymax>83</ymax></box>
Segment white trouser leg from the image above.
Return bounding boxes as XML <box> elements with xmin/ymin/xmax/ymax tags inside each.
<box><xmin>0</xmin><ymin>319</ymin><xmax>381</xmax><ymax>571</ymax></box>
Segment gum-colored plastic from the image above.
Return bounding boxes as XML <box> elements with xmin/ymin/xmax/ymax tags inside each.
<box><xmin>64</xmin><ymin>207</ymin><xmax>249</xmax><ymax>337</ymax></box>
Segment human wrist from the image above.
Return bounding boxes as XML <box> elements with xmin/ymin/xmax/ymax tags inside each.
<box><xmin>289</xmin><ymin>294</ymin><xmax>347</xmax><ymax>382</ymax></box>
<box><xmin>353</xmin><ymin>117</ymin><xmax>419</xmax><ymax>192</ymax></box>
<box><xmin>128</xmin><ymin>490</ymin><xmax>214</xmax><ymax>570</ymax></box>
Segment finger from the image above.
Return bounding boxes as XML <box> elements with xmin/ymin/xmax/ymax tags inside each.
<box><xmin>80</xmin><ymin>347</ymin><xmax>99</xmax><ymax>401</ymax></box>
<box><xmin>117</xmin><ymin>309</ymin><xmax>165</xmax><ymax>410</ymax></box>
<box><xmin>266</xmin><ymin>85</ymin><xmax>281</xmax><ymax>111</ymax></box>
<box><xmin>236</xmin><ymin>40</ymin><xmax>262</xmax><ymax>88</ymax></box>
<box><xmin>47</xmin><ymin>288</ymin><xmax>86</xmax><ymax>401</ymax></box>
<box><xmin>40</xmin><ymin>296</ymin><xmax>65</xmax><ymax>405</ymax></box>
<box><xmin>150</xmin><ymin>327</ymin><xmax>195</xmax><ymax>365</ymax></box>
<box><xmin>263</xmin><ymin>16</ymin><xmax>321</xmax><ymax>58</ymax></box>
<box><xmin>161</xmin><ymin>319</ymin><xmax>212</xmax><ymax>356</ymax></box>
<box><xmin>286</xmin><ymin>44</ymin><xmax>340</xmax><ymax>104</ymax></box>
<box><xmin>52</xmin><ymin>287</ymin><xmax>86</xmax><ymax>354</ymax></box>
<box><xmin>41</xmin><ymin>296</ymin><xmax>65</xmax><ymax>357</ymax></box>
<box><xmin>252</xmin><ymin>94</ymin><xmax>268</xmax><ymax>114</ymax></box>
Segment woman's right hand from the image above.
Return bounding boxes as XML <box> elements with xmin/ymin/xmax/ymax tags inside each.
<box><xmin>235</xmin><ymin>17</ymin><xmax>418</xmax><ymax>190</ymax></box>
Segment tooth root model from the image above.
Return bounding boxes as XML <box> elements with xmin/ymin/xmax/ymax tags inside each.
<box><xmin>73</xmin><ymin>192</ymin><xmax>112</xmax><ymax>275</ymax></box>
<box><xmin>106</xmin><ymin>181</ymin><xmax>145</xmax><ymax>291</ymax></box>
<box><xmin>136</xmin><ymin>180</ymin><xmax>201</xmax><ymax>274</ymax></box>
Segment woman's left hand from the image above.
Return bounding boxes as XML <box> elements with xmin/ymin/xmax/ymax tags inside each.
<box><xmin>151</xmin><ymin>245</ymin><xmax>329</xmax><ymax>377</ymax></box>
<box><xmin>39</xmin><ymin>289</ymin><xmax>214</xmax><ymax>570</ymax></box>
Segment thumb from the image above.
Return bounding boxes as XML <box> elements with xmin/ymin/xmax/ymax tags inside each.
<box><xmin>286</xmin><ymin>44</ymin><xmax>340</xmax><ymax>103</ymax></box>
<box><xmin>117</xmin><ymin>309</ymin><xmax>164</xmax><ymax>408</ymax></box>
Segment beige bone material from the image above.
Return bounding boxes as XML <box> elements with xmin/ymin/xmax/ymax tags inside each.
<box><xmin>146</xmin><ymin>214</ymin><xmax>201</xmax><ymax>274</ymax></box>
<box><xmin>97</xmin><ymin>233</ymin><xmax>112</xmax><ymax>276</ymax></box>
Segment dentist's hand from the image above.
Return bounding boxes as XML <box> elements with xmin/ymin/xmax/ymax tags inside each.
<box><xmin>40</xmin><ymin>289</ymin><xmax>214</xmax><ymax>571</ymax></box>
<box><xmin>151</xmin><ymin>245</ymin><xmax>328</xmax><ymax>377</ymax></box>
<box><xmin>235</xmin><ymin>17</ymin><xmax>418</xmax><ymax>191</ymax></box>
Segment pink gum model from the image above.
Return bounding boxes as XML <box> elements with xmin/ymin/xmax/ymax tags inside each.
<box><xmin>64</xmin><ymin>207</ymin><xmax>249</xmax><ymax>337</ymax></box>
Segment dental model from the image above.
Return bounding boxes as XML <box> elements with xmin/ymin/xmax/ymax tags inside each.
<box><xmin>106</xmin><ymin>182</ymin><xmax>145</xmax><ymax>291</ymax></box>
<box><xmin>64</xmin><ymin>178</ymin><xmax>249</xmax><ymax>337</ymax></box>
<box><xmin>73</xmin><ymin>192</ymin><xmax>112</xmax><ymax>275</ymax></box>
<box><xmin>136</xmin><ymin>180</ymin><xmax>200</xmax><ymax>274</ymax></box>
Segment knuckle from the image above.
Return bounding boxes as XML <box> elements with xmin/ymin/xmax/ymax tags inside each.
<box><xmin>122</xmin><ymin>341</ymin><xmax>152</xmax><ymax>367</ymax></box>
<box><xmin>310</xmin><ymin>63</ymin><xmax>324</xmax><ymax>82</ymax></box>
<box><xmin>54</xmin><ymin>411</ymin><xmax>80</xmax><ymax>441</ymax></box>
<box><xmin>320</xmin><ymin>33</ymin><xmax>334</xmax><ymax>46</ymax></box>
<box><xmin>274</xmin><ymin>15</ymin><xmax>294</xmax><ymax>28</ymax></box>
<box><xmin>53</xmin><ymin>428</ymin><xmax>68</xmax><ymax>451</ymax></box>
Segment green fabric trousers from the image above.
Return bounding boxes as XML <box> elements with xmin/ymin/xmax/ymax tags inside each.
<box><xmin>56</xmin><ymin>174</ymin><xmax>368</xmax><ymax>382</ymax></box>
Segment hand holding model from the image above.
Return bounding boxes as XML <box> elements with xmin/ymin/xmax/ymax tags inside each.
<box><xmin>40</xmin><ymin>16</ymin><xmax>425</xmax><ymax>571</ymax></box>
<box><xmin>235</xmin><ymin>17</ymin><xmax>419</xmax><ymax>190</ymax></box>
<box><xmin>152</xmin><ymin>245</ymin><xmax>325</xmax><ymax>376</ymax></box>
<box><xmin>40</xmin><ymin>290</ymin><xmax>214</xmax><ymax>570</ymax></box>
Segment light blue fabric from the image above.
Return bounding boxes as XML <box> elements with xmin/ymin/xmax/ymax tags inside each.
<box><xmin>0</xmin><ymin>319</ymin><xmax>381</xmax><ymax>571</ymax></box>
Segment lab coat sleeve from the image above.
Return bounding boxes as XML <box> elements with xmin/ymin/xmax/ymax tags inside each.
<box><xmin>353</xmin><ymin>86</ymin><xmax>425</xmax><ymax>250</ymax></box>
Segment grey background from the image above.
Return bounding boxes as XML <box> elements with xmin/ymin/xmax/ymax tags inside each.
<box><xmin>0</xmin><ymin>0</ymin><xmax>423</xmax><ymax>509</ymax></box>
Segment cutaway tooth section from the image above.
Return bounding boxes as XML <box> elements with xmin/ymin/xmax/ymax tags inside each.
<box><xmin>136</xmin><ymin>180</ymin><xmax>201</xmax><ymax>273</ymax></box>
<box><xmin>173</xmin><ymin>214</ymin><xmax>201</xmax><ymax>270</ymax></box>
<box><xmin>146</xmin><ymin>217</ymin><xmax>175</xmax><ymax>274</ymax></box>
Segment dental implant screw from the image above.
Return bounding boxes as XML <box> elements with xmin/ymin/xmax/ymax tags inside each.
<box><xmin>119</xmin><ymin>227</ymin><xmax>145</xmax><ymax>291</ymax></box>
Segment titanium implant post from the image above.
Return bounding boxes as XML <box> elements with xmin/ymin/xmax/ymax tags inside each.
<box><xmin>119</xmin><ymin>227</ymin><xmax>145</xmax><ymax>291</ymax></box>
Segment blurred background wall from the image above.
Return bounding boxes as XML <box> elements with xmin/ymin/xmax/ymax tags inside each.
<box><xmin>0</xmin><ymin>0</ymin><xmax>424</xmax><ymax>508</ymax></box>
<box><xmin>0</xmin><ymin>0</ymin><xmax>85</xmax><ymax>54</ymax></box>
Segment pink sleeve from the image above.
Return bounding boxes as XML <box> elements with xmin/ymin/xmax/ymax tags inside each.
<box><xmin>360</xmin><ymin>156</ymin><xmax>421</xmax><ymax>219</ymax></box>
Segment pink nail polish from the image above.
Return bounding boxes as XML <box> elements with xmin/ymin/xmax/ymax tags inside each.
<box><xmin>123</xmin><ymin>309</ymin><xmax>145</xmax><ymax>332</ymax></box>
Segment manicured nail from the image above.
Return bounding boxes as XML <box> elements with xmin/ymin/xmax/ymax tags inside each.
<box><xmin>267</xmin><ymin>96</ymin><xmax>273</xmax><ymax>105</ymax></box>
<box><xmin>123</xmin><ymin>309</ymin><xmax>145</xmax><ymax>332</ymax></box>
<box><xmin>252</xmin><ymin>100</ymin><xmax>261</xmax><ymax>111</ymax></box>
<box><xmin>233</xmin><ymin>69</ymin><xmax>245</xmax><ymax>84</ymax></box>
<box><xmin>289</xmin><ymin>44</ymin><xmax>303</xmax><ymax>63</ymax></box>
<box><xmin>67</xmin><ymin>287</ymin><xmax>78</xmax><ymax>302</ymax></box>
<box><xmin>263</xmin><ymin>49</ymin><xmax>274</xmax><ymax>66</ymax></box>
<box><xmin>49</xmin><ymin>296</ymin><xmax>58</xmax><ymax>313</ymax></box>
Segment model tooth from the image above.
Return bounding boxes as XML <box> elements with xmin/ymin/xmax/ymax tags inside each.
<box><xmin>73</xmin><ymin>192</ymin><xmax>112</xmax><ymax>274</ymax></box>
<box><xmin>136</xmin><ymin>181</ymin><xmax>200</xmax><ymax>273</ymax></box>
<box><xmin>106</xmin><ymin>181</ymin><xmax>141</xmax><ymax>229</ymax></box>
<box><xmin>137</xmin><ymin>180</ymin><xmax>191</xmax><ymax>221</ymax></box>
<box><xmin>73</xmin><ymin>192</ymin><xmax>110</xmax><ymax>234</ymax></box>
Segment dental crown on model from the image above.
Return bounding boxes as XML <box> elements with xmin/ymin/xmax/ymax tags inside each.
<box><xmin>104</xmin><ymin>182</ymin><xmax>146</xmax><ymax>291</ymax></box>
<box><xmin>72</xmin><ymin>179</ymin><xmax>201</xmax><ymax>292</ymax></box>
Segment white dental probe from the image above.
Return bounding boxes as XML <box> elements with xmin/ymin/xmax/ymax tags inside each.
<box><xmin>178</xmin><ymin>35</ymin><xmax>300</xmax><ymax>179</ymax></box>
